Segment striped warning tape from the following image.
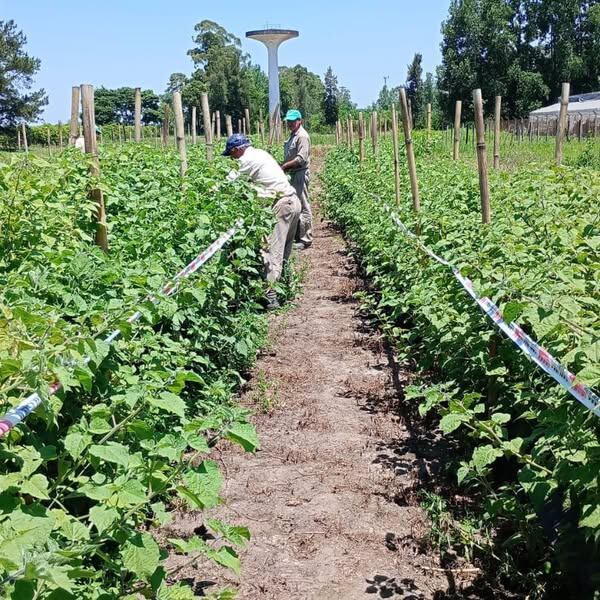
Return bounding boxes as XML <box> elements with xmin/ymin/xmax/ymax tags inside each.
<box><xmin>366</xmin><ymin>190</ymin><xmax>600</xmax><ymax>418</ymax></box>
<box><xmin>0</xmin><ymin>219</ymin><xmax>244</xmax><ymax>437</ymax></box>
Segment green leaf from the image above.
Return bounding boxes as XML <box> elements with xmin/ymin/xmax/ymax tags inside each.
<box><xmin>88</xmin><ymin>442</ymin><xmax>130</xmax><ymax>467</ymax></box>
<box><xmin>89</xmin><ymin>505</ymin><xmax>119</xmax><ymax>534</ymax></box>
<box><xmin>149</xmin><ymin>392</ymin><xmax>186</xmax><ymax>418</ymax></box>
<box><xmin>471</xmin><ymin>445</ymin><xmax>503</xmax><ymax>473</ymax></box>
<box><xmin>225</xmin><ymin>422</ymin><xmax>260</xmax><ymax>452</ymax></box>
<box><xmin>21</xmin><ymin>474</ymin><xmax>50</xmax><ymax>500</ymax></box>
<box><xmin>502</xmin><ymin>300</ymin><xmax>526</xmax><ymax>323</ymax></box>
<box><xmin>579</xmin><ymin>505</ymin><xmax>600</xmax><ymax>529</ymax></box>
<box><xmin>439</xmin><ymin>413</ymin><xmax>467</xmax><ymax>434</ymax></box>
<box><xmin>210</xmin><ymin>545</ymin><xmax>240</xmax><ymax>575</ymax></box>
<box><xmin>206</xmin><ymin>519</ymin><xmax>250</xmax><ymax>547</ymax></box>
<box><xmin>179</xmin><ymin>460</ymin><xmax>223</xmax><ymax>509</ymax></box>
<box><xmin>491</xmin><ymin>413</ymin><xmax>511</xmax><ymax>425</ymax></box>
<box><xmin>64</xmin><ymin>432</ymin><xmax>91</xmax><ymax>460</ymax></box>
<box><xmin>121</xmin><ymin>532</ymin><xmax>160</xmax><ymax>581</ymax></box>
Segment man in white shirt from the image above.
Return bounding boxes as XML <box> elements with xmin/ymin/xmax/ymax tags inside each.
<box><xmin>224</xmin><ymin>134</ymin><xmax>301</xmax><ymax>309</ymax></box>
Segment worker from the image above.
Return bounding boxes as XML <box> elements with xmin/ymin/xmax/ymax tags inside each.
<box><xmin>281</xmin><ymin>109</ymin><xmax>312</xmax><ymax>249</ymax></box>
<box><xmin>223</xmin><ymin>133</ymin><xmax>301</xmax><ymax>309</ymax></box>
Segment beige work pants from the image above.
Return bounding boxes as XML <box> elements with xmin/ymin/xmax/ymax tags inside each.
<box><xmin>264</xmin><ymin>194</ymin><xmax>301</xmax><ymax>283</ymax></box>
<box><xmin>290</xmin><ymin>169</ymin><xmax>313</xmax><ymax>245</ymax></box>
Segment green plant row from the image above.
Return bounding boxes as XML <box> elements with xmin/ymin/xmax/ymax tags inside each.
<box><xmin>0</xmin><ymin>144</ymin><xmax>279</xmax><ymax>598</ymax></box>
<box><xmin>322</xmin><ymin>133</ymin><xmax>600</xmax><ymax>597</ymax></box>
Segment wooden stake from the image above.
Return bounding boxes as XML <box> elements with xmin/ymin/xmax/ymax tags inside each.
<box><xmin>259</xmin><ymin>108</ymin><xmax>264</xmax><ymax>144</ymax></box>
<box><xmin>577</xmin><ymin>117</ymin><xmax>583</xmax><ymax>141</ymax></box>
<box><xmin>555</xmin><ymin>82</ymin><xmax>569</xmax><ymax>166</ymax></box>
<box><xmin>453</xmin><ymin>100</ymin><xmax>462</xmax><ymax>160</ymax></box>
<box><xmin>493</xmin><ymin>95</ymin><xmax>501</xmax><ymax>169</ymax></box>
<box><xmin>17</xmin><ymin>127</ymin><xmax>21</xmax><ymax>150</ymax></box>
<box><xmin>58</xmin><ymin>121</ymin><xmax>63</xmax><ymax>149</ymax></box>
<box><xmin>391</xmin><ymin>104</ymin><xmax>401</xmax><ymax>207</ymax></box>
<box><xmin>69</xmin><ymin>86</ymin><xmax>80</xmax><ymax>146</ymax></box>
<box><xmin>172</xmin><ymin>91</ymin><xmax>188</xmax><ymax>176</ymax></box>
<box><xmin>426</xmin><ymin>103</ymin><xmax>432</xmax><ymax>139</ymax></box>
<box><xmin>201</xmin><ymin>92</ymin><xmax>213</xmax><ymax>161</ymax></box>
<box><xmin>21</xmin><ymin>123</ymin><xmax>28</xmax><ymax>154</ymax></box>
<box><xmin>47</xmin><ymin>126</ymin><xmax>52</xmax><ymax>156</ymax></box>
<box><xmin>134</xmin><ymin>87</ymin><xmax>142</xmax><ymax>142</ymax></box>
<box><xmin>358</xmin><ymin>112</ymin><xmax>365</xmax><ymax>162</ymax></box>
<box><xmin>80</xmin><ymin>84</ymin><xmax>108</xmax><ymax>251</ymax></box>
<box><xmin>216</xmin><ymin>110</ymin><xmax>221</xmax><ymax>140</ymax></box>
<box><xmin>371</xmin><ymin>111</ymin><xmax>378</xmax><ymax>155</ymax></box>
<box><xmin>473</xmin><ymin>89</ymin><xmax>491</xmax><ymax>224</ymax></box>
<box><xmin>399</xmin><ymin>89</ymin><xmax>420</xmax><ymax>213</ymax></box>
<box><xmin>226</xmin><ymin>115</ymin><xmax>233</xmax><ymax>137</ymax></box>
<box><xmin>191</xmin><ymin>106</ymin><xmax>197</xmax><ymax>145</ymax></box>
<box><xmin>244</xmin><ymin>108</ymin><xmax>251</xmax><ymax>137</ymax></box>
<box><xmin>211</xmin><ymin>112</ymin><xmax>216</xmax><ymax>139</ymax></box>
<box><xmin>348</xmin><ymin>118</ymin><xmax>354</xmax><ymax>150</ymax></box>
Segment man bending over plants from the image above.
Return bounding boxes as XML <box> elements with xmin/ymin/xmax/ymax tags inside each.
<box><xmin>223</xmin><ymin>133</ymin><xmax>301</xmax><ymax>310</ymax></box>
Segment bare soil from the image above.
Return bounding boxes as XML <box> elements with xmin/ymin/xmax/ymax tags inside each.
<box><xmin>164</xmin><ymin>152</ymin><xmax>475</xmax><ymax>599</ymax></box>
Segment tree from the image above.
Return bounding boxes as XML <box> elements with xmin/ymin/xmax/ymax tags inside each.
<box><xmin>0</xmin><ymin>20</ymin><xmax>47</xmax><ymax>127</ymax></box>
<box><xmin>94</xmin><ymin>87</ymin><xmax>160</xmax><ymax>125</ymax></box>
<box><xmin>280</xmin><ymin>65</ymin><xmax>325</xmax><ymax>129</ymax></box>
<box><xmin>337</xmin><ymin>86</ymin><xmax>356</xmax><ymax>120</ymax></box>
<box><xmin>322</xmin><ymin>66</ymin><xmax>339</xmax><ymax>125</ymax></box>
<box><xmin>406</xmin><ymin>53</ymin><xmax>424</xmax><ymax>126</ymax></box>
<box><xmin>375</xmin><ymin>82</ymin><xmax>395</xmax><ymax>111</ymax></box>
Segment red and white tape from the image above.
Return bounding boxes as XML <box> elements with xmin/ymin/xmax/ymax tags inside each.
<box><xmin>378</xmin><ymin>200</ymin><xmax>600</xmax><ymax>418</ymax></box>
<box><xmin>0</xmin><ymin>219</ymin><xmax>244</xmax><ymax>437</ymax></box>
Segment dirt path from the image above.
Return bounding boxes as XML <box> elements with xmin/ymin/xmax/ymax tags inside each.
<box><xmin>167</xmin><ymin>152</ymin><xmax>455</xmax><ymax>599</ymax></box>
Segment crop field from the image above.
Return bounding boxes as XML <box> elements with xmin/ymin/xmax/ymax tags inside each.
<box><xmin>322</xmin><ymin>129</ymin><xmax>600</xmax><ymax>594</ymax></box>
<box><xmin>0</xmin><ymin>143</ymin><xmax>284</xmax><ymax>598</ymax></box>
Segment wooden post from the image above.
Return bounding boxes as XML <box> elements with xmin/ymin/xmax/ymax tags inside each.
<box><xmin>58</xmin><ymin>121</ymin><xmax>63</xmax><ymax>149</ymax></box>
<box><xmin>211</xmin><ymin>112</ymin><xmax>216</xmax><ymax>139</ymax></box>
<box><xmin>46</xmin><ymin>125</ymin><xmax>52</xmax><ymax>156</ymax></box>
<box><xmin>426</xmin><ymin>103</ymin><xmax>432</xmax><ymax>139</ymax></box>
<box><xmin>371</xmin><ymin>111</ymin><xmax>378</xmax><ymax>155</ymax></box>
<box><xmin>17</xmin><ymin>127</ymin><xmax>21</xmax><ymax>151</ymax></box>
<box><xmin>259</xmin><ymin>108</ymin><xmax>264</xmax><ymax>144</ymax></box>
<box><xmin>493</xmin><ymin>95</ymin><xmax>501</xmax><ymax>169</ymax></box>
<box><xmin>399</xmin><ymin>88</ymin><xmax>420</xmax><ymax>213</ymax></box>
<box><xmin>21</xmin><ymin>123</ymin><xmax>28</xmax><ymax>154</ymax></box>
<box><xmin>244</xmin><ymin>108</ymin><xmax>251</xmax><ymax>137</ymax></box>
<box><xmin>191</xmin><ymin>106</ymin><xmax>197</xmax><ymax>145</ymax></box>
<box><xmin>201</xmin><ymin>92</ymin><xmax>213</xmax><ymax>161</ymax></box>
<box><xmin>577</xmin><ymin>117</ymin><xmax>583</xmax><ymax>141</ymax></box>
<box><xmin>216</xmin><ymin>110</ymin><xmax>221</xmax><ymax>140</ymax></box>
<box><xmin>226</xmin><ymin>115</ymin><xmax>233</xmax><ymax>137</ymax></box>
<box><xmin>453</xmin><ymin>100</ymin><xmax>462</xmax><ymax>160</ymax></box>
<box><xmin>134</xmin><ymin>87</ymin><xmax>142</xmax><ymax>142</ymax></box>
<box><xmin>473</xmin><ymin>89</ymin><xmax>491</xmax><ymax>224</ymax></box>
<box><xmin>348</xmin><ymin>118</ymin><xmax>354</xmax><ymax>150</ymax></box>
<box><xmin>391</xmin><ymin>104</ymin><xmax>401</xmax><ymax>207</ymax></box>
<box><xmin>555</xmin><ymin>82</ymin><xmax>569</xmax><ymax>166</ymax></box>
<box><xmin>172</xmin><ymin>91</ymin><xmax>188</xmax><ymax>176</ymax></box>
<box><xmin>161</xmin><ymin>114</ymin><xmax>169</xmax><ymax>146</ymax></box>
<box><xmin>358</xmin><ymin>112</ymin><xmax>365</xmax><ymax>162</ymax></box>
<box><xmin>69</xmin><ymin>86</ymin><xmax>80</xmax><ymax>146</ymax></box>
<box><xmin>237</xmin><ymin>119</ymin><xmax>242</xmax><ymax>134</ymax></box>
<box><xmin>80</xmin><ymin>84</ymin><xmax>108</xmax><ymax>251</ymax></box>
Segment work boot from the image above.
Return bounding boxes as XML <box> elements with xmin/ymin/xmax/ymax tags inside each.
<box><xmin>265</xmin><ymin>289</ymin><xmax>280</xmax><ymax>311</ymax></box>
<box><xmin>293</xmin><ymin>242</ymin><xmax>311</xmax><ymax>251</ymax></box>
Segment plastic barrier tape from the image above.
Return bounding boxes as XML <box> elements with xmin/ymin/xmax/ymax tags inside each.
<box><xmin>0</xmin><ymin>219</ymin><xmax>244</xmax><ymax>437</ymax></box>
<box><xmin>372</xmin><ymin>195</ymin><xmax>600</xmax><ymax>418</ymax></box>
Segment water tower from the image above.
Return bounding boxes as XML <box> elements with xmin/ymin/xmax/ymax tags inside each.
<box><xmin>246</xmin><ymin>28</ymin><xmax>299</xmax><ymax>133</ymax></box>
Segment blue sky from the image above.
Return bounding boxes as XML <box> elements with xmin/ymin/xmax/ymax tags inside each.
<box><xmin>2</xmin><ymin>0</ymin><xmax>450</xmax><ymax>123</ymax></box>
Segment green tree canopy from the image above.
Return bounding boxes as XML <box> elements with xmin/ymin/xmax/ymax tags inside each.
<box><xmin>94</xmin><ymin>87</ymin><xmax>160</xmax><ymax>125</ymax></box>
<box><xmin>0</xmin><ymin>20</ymin><xmax>47</xmax><ymax>127</ymax></box>
<box><xmin>280</xmin><ymin>65</ymin><xmax>325</xmax><ymax>129</ymax></box>
<box><xmin>406</xmin><ymin>53</ymin><xmax>424</xmax><ymax>125</ymax></box>
<box><xmin>322</xmin><ymin>66</ymin><xmax>339</xmax><ymax>125</ymax></box>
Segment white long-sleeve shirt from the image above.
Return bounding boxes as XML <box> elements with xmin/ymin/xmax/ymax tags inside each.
<box><xmin>227</xmin><ymin>146</ymin><xmax>295</xmax><ymax>199</ymax></box>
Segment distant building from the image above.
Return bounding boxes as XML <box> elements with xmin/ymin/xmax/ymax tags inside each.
<box><xmin>529</xmin><ymin>92</ymin><xmax>599</xmax><ymax>136</ymax></box>
<box><xmin>530</xmin><ymin>92</ymin><xmax>600</xmax><ymax>119</ymax></box>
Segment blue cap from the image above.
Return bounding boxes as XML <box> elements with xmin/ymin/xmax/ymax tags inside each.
<box><xmin>285</xmin><ymin>109</ymin><xmax>302</xmax><ymax>121</ymax></box>
<box><xmin>223</xmin><ymin>133</ymin><xmax>251</xmax><ymax>156</ymax></box>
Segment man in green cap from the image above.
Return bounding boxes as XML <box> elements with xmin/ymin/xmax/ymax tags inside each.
<box><xmin>281</xmin><ymin>109</ymin><xmax>312</xmax><ymax>249</ymax></box>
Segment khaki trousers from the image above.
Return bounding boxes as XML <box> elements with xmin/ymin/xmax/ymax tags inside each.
<box><xmin>290</xmin><ymin>169</ymin><xmax>313</xmax><ymax>245</ymax></box>
<box><xmin>264</xmin><ymin>194</ymin><xmax>301</xmax><ymax>283</ymax></box>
